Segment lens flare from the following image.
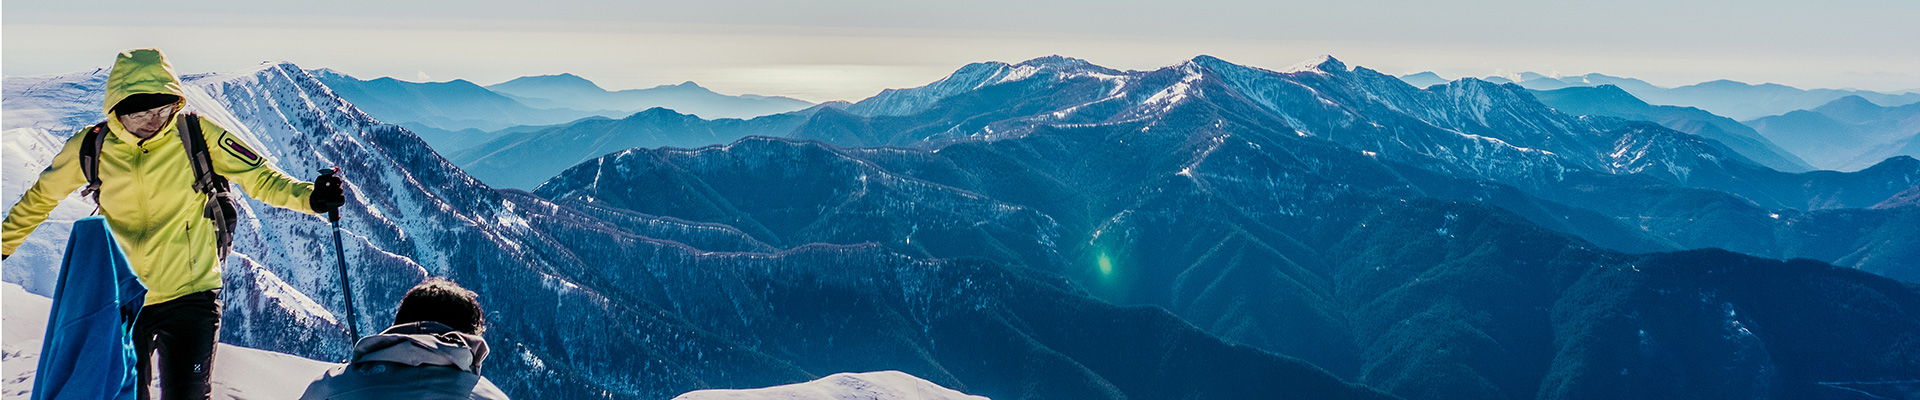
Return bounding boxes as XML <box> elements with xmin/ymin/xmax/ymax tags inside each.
<box><xmin>1097</xmin><ymin>253</ymin><xmax>1114</xmax><ymax>276</ymax></box>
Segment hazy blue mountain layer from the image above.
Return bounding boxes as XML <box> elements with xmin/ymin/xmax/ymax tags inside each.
<box><xmin>450</xmin><ymin>106</ymin><xmax>830</xmax><ymax>190</ymax></box>
<box><xmin>1530</xmin><ymin>85</ymin><xmax>1812</xmax><ymax>172</ymax></box>
<box><xmin>1400</xmin><ymin>71</ymin><xmax>1920</xmax><ymax>121</ymax></box>
<box><xmin>487</xmin><ymin>74</ymin><xmax>813</xmax><ymax>120</ymax></box>
<box><xmin>1745</xmin><ymin>95</ymin><xmax>1920</xmax><ymax>171</ymax></box>
<box><xmin>311</xmin><ymin>69</ymin><xmax>605</xmax><ymax>133</ymax></box>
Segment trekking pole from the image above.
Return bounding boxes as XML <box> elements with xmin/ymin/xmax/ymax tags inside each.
<box><xmin>320</xmin><ymin>167</ymin><xmax>361</xmax><ymax>344</ymax></box>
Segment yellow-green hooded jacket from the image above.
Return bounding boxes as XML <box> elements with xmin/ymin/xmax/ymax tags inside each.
<box><xmin>2</xmin><ymin>49</ymin><xmax>320</xmax><ymax>305</ymax></box>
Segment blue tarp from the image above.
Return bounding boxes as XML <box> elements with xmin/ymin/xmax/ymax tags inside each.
<box><xmin>32</xmin><ymin>216</ymin><xmax>146</xmax><ymax>400</ymax></box>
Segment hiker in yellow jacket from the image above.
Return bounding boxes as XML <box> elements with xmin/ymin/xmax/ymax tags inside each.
<box><xmin>1</xmin><ymin>49</ymin><xmax>347</xmax><ymax>400</ymax></box>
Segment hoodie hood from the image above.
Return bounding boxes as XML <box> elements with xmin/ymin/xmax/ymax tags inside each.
<box><xmin>349</xmin><ymin>321</ymin><xmax>491</xmax><ymax>373</ymax></box>
<box><xmin>103</xmin><ymin>48</ymin><xmax>186</xmax><ymax>116</ymax></box>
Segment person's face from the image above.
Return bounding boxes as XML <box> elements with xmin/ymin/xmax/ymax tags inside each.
<box><xmin>118</xmin><ymin>103</ymin><xmax>176</xmax><ymax>140</ymax></box>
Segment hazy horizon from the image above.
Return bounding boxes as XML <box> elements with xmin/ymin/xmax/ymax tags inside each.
<box><xmin>6</xmin><ymin>0</ymin><xmax>1917</xmax><ymax>102</ymax></box>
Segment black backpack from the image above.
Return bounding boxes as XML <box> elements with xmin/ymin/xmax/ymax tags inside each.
<box><xmin>77</xmin><ymin>112</ymin><xmax>241</xmax><ymax>258</ymax></box>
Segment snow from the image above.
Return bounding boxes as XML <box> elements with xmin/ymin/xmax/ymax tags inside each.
<box><xmin>1</xmin><ymin>69</ymin><xmax>108</xmax><ymax>133</ymax></box>
<box><xmin>234</xmin><ymin>255</ymin><xmax>341</xmax><ymax>326</ymax></box>
<box><xmin>1281</xmin><ymin>55</ymin><xmax>1345</xmax><ymax>74</ymax></box>
<box><xmin>993</xmin><ymin>65</ymin><xmax>1044</xmax><ymax>86</ymax></box>
<box><xmin>1140</xmin><ymin>66</ymin><xmax>1206</xmax><ymax>114</ymax></box>
<box><xmin>2</xmin><ymin>282</ymin><xmax>337</xmax><ymax>400</ymax></box>
<box><xmin>2</xmin><ymin>127</ymin><xmax>100</xmax><ymax>298</ymax></box>
<box><xmin>672</xmin><ymin>371</ymin><xmax>988</xmax><ymax>400</ymax></box>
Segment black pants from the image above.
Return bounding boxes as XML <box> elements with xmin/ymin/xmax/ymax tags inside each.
<box><xmin>133</xmin><ymin>289</ymin><xmax>220</xmax><ymax>400</ymax></box>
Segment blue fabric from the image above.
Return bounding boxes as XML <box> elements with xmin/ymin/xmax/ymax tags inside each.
<box><xmin>32</xmin><ymin>216</ymin><xmax>146</xmax><ymax>400</ymax></box>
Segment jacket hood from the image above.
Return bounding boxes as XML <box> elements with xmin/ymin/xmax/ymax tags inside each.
<box><xmin>349</xmin><ymin>321</ymin><xmax>491</xmax><ymax>373</ymax></box>
<box><xmin>103</xmin><ymin>48</ymin><xmax>185</xmax><ymax>117</ymax></box>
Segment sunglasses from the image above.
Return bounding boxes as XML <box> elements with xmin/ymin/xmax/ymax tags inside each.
<box><xmin>122</xmin><ymin>103</ymin><xmax>177</xmax><ymax>121</ymax></box>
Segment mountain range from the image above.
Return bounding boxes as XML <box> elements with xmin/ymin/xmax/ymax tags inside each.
<box><xmin>1745</xmin><ymin>95</ymin><xmax>1920</xmax><ymax>171</ymax></box>
<box><xmin>3</xmin><ymin>54</ymin><xmax>1918</xmax><ymax>400</ymax></box>
<box><xmin>311</xmin><ymin>68</ymin><xmax>600</xmax><ymax>132</ymax></box>
<box><xmin>1527</xmin><ymin>85</ymin><xmax>1813</xmax><ymax>172</ymax></box>
<box><xmin>532</xmin><ymin>54</ymin><xmax>1920</xmax><ymax>398</ymax></box>
<box><xmin>311</xmin><ymin>70</ymin><xmax>814</xmax><ymax>153</ymax></box>
<box><xmin>486</xmin><ymin>74</ymin><xmax>814</xmax><ymax>120</ymax></box>
<box><xmin>1399</xmin><ymin>71</ymin><xmax>1920</xmax><ymax>121</ymax></box>
<box><xmin>447</xmin><ymin>106</ymin><xmax>832</xmax><ymax>190</ymax></box>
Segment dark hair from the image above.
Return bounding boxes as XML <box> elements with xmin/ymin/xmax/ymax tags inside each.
<box><xmin>112</xmin><ymin>93</ymin><xmax>180</xmax><ymax>115</ymax></box>
<box><xmin>392</xmin><ymin>277</ymin><xmax>485</xmax><ymax>335</ymax></box>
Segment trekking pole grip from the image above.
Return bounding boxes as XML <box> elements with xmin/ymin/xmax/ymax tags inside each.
<box><xmin>318</xmin><ymin>167</ymin><xmax>341</xmax><ymax>222</ymax></box>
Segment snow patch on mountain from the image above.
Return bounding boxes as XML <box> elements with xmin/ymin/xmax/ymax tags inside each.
<box><xmin>671</xmin><ymin>371</ymin><xmax>988</xmax><ymax>400</ymax></box>
<box><xmin>1281</xmin><ymin>55</ymin><xmax>1349</xmax><ymax>75</ymax></box>
<box><xmin>1141</xmin><ymin>65</ymin><xmax>1205</xmax><ymax>113</ymax></box>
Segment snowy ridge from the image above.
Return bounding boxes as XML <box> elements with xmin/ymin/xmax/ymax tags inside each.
<box><xmin>535</xmin><ymin>136</ymin><xmax>1066</xmax><ymax>269</ymax></box>
<box><xmin>819</xmin><ymin>54</ymin><xmax>1774</xmax><ymax>195</ymax></box>
<box><xmin>844</xmin><ymin>62</ymin><xmax>1019</xmax><ymax>117</ymax></box>
<box><xmin>844</xmin><ymin>56</ymin><xmax>1122</xmax><ymax>118</ymax></box>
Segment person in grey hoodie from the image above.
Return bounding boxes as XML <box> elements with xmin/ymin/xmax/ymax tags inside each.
<box><xmin>299</xmin><ymin>278</ymin><xmax>509</xmax><ymax>399</ymax></box>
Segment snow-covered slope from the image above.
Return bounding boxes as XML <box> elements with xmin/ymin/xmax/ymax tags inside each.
<box><xmin>672</xmin><ymin>371</ymin><xmax>988</xmax><ymax>400</ymax></box>
<box><xmin>2</xmin><ymin>127</ymin><xmax>99</xmax><ymax>299</ymax></box>
<box><xmin>3</xmin><ymin>282</ymin><xmax>334</xmax><ymax>400</ymax></box>
<box><xmin>1</xmin><ymin>69</ymin><xmax>108</xmax><ymax>132</ymax></box>
<box><xmin>1</xmin><ymin>71</ymin><xmax>113</xmax><ymax>295</ymax></box>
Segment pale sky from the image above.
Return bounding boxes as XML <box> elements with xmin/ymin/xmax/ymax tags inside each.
<box><xmin>6</xmin><ymin>0</ymin><xmax>1917</xmax><ymax>103</ymax></box>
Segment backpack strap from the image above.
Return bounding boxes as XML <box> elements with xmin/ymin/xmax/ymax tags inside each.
<box><xmin>77</xmin><ymin>122</ymin><xmax>110</xmax><ymax>213</ymax></box>
<box><xmin>178</xmin><ymin>113</ymin><xmax>231</xmax><ymax>196</ymax></box>
<box><xmin>178</xmin><ymin>113</ymin><xmax>240</xmax><ymax>259</ymax></box>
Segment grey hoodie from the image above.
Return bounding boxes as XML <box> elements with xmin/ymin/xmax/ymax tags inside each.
<box><xmin>299</xmin><ymin>321</ymin><xmax>510</xmax><ymax>400</ymax></box>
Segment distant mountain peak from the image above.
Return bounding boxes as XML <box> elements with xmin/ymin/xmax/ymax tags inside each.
<box><xmin>1180</xmin><ymin>54</ymin><xmax>1226</xmax><ymax>71</ymax></box>
<box><xmin>310</xmin><ymin>67</ymin><xmax>350</xmax><ymax>79</ymax></box>
<box><xmin>1281</xmin><ymin>55</ymin><xmax>1347</xmax><ymax>74</ymax></box>
<box><xmin>491</xmin><ymin>73</ymin><xmax>607</xmax><ymax>92</ymax></box>
<box><xmin>646</xmin><ymin>81</ymin><xmax>714</xmax><ymax>92</ymax></box>
<box><xmin>1398</xmin><ymin>71</ymin><xmax>1451</xmax><ymax>88</ymax></box>
<box><xmin>1550</xmin><ymin>84</ymin><xmax>1651</xmax><ymax>107</ymax></box>
<box><xmin>1015</xmin><ymin>55</ymin><xmax>1093</xmax><ymax>68</ymax></box>
<box><xmin>1690</xmin><ymin>79</ymin><xmax>1796</xmax><ymax>91</ymax></box>
<box><xmin>630</xmin><ymin>106</ymin><xmax>691</xmax><ymax>118</ymax></box>
<box><xmin>1822</xmin><ymin>94</ymin><xmax>1882</xmax><ymax>109</ymax></box>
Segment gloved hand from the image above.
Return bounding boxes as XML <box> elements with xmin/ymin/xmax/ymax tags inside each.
<box><xmin>310</xmin><ymin>172</ymin><xmax>346</xmax><ymax>215</ymax></box>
